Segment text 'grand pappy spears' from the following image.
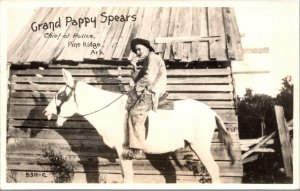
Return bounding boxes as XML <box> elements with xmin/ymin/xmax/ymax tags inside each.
<box><xmin>31</xmin><ymin>12</ymin><xmax>137</xmax><ymax>32</ymax></box>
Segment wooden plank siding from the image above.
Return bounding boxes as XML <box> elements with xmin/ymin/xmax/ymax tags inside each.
<box><xmin>6</xmin><ymin>63</ymin><xmax>242</xmax><ymax>183</ymax></box>
<box><xmin>7</xmin><ymin>7</ymin><xmax>243</xmax><ymax>65</ymax></box>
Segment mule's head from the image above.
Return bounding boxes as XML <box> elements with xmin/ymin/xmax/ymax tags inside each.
<box><xmin>43</xmin><ymin>69</ymin><xmax>78</xmax><ymax>127</ymax></box>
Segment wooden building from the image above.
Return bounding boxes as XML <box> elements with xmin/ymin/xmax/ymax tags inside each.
<box><xmin>7</xmin><ymin>7</ymin><xmax>243</xmax><ymax>183</ymax></box>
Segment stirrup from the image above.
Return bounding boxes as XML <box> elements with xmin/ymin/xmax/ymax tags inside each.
<box><xmin>122</xmin><ymin>149</ymin><xmax>134</xmax><ymax>160</ymax></box>
<box><xmin>132</xmin><ymin>149</ymin><xmax>144</xmax><ymax>160</ymax></box>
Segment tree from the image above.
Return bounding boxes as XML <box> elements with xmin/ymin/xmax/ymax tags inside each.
<box><xmin>237</xmin><ymin>87</ymin><xmax>277</xmax><ymax>139</ymax></box>
<box><xmin>275</xmin><ymin>75</ymin><xmax>293</xmax><ymax>121</ymax></box>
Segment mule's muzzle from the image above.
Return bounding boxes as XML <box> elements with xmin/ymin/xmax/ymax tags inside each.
<box><xmin>43</xmin><ymin>109</ymin><xmax>53</xmax><ymax>120</ymax></box>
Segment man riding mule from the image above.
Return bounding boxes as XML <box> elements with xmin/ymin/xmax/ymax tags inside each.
<box><xmin>43</xmin><ymin>62</ymin><xmax>236</xmax><ymax>183</ymax></box>
<box><xmin>125</xmin><ymin>38</ymin><xmax>167</xmax><ymax>159</ymax></box>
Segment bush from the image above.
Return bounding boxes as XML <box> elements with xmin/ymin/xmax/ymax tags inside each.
<box><xmin>40</xmin><ymin>145</ymin><xmax>75</xmax><ymax>183</ymax></box>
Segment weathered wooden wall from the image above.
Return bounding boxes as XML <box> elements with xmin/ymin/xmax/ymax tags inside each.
<box><xmin>7</xmin><ymin>62</ymin><xmax>242</xmax><ymax>183</ymax></box>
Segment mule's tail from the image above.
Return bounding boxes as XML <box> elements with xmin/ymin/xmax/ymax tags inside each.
<box><xmin>215</xmin><ymin>114</ymin><xmax>236</xmax><ymax>165</ymax></box>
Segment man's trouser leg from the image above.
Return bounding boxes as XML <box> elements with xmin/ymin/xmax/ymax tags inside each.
<box><xmin>128</xmin><ymin>94</ymin><xmax>153</xmax><ymax>150</ymax></box>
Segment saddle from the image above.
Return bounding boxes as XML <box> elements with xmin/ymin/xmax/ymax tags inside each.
<box><xmin>157</xmin><ymin>92</ymin><xmax>174</xmax><ymax>110</ymax></box>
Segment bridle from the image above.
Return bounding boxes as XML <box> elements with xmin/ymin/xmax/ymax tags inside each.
<box><xmin>55</xmin><ymin>81</ymin><xmax>77</xmax><ymax>117</ymax></box>
<box><xmin>54</xmin><ymin>81</ymin><xmax>124</xmax><ymax>118</ymax></box>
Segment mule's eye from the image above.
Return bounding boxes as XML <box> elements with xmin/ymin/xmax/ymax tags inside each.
<box><xmin>57</xmin><ymin>91</ymin><xmax>67</xmax><ymax>101</ymax></box>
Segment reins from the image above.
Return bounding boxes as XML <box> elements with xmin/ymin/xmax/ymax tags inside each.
<box><xmin>73</xmin><ymin>94</ymin><xmax>124</xmax><ymax>118</ymax></box>
<box><xmin>55</xmin><ymin>82</ymin><xmax>125</xmax><ymax>119</ymax></box>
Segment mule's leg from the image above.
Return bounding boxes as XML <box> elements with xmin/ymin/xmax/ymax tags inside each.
<box><xmin>119</xmin><ymin>158</ymin><xmax>134</xmax><ymax>183</ymax></box>
<box><xmin>116</xmin><ymin>148</ymin><xmax>134</xmax><ymax>183</ymax></box>
<box><xmin>189</xmin><ymin>143</ymin><xmax>221</xmax><ymax>183</ymax></box>
<box><xmin>189</xmin><ymin>118</ymin><xmax>221</xmax><ymax>183</ymax></box>
<box><xmin>189</xmin><ymin>109</ymin><xmax>222</xmax><ymax>183</ymax></box>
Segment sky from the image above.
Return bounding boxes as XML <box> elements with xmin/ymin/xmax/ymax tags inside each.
<box><xmin>5</xmin><ymin>1</ymin><xmax>299</xmax><ymax>97</ymax></box>
<box><xmin>232</xmin><ymin>2</ymin><xmax>299</xmax><ymax>96</ymax></box>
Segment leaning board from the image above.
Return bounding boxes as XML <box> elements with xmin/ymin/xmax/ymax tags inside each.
<box><xmin>7</xmin><ymin>62</ymin><xmax>242</xmax><ymax>183</ymax></box>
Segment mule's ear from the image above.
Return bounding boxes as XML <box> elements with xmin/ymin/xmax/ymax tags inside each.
<box><xmin>62</xmin><ymin>69</ymin><xmax>74</xmax><ymax>87</ymax></box>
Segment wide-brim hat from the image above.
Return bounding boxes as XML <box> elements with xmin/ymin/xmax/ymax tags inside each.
<box><xmin>131</xmin><ymin>38</ymin><xmax>155</xmax><ymax>54</ymax></box>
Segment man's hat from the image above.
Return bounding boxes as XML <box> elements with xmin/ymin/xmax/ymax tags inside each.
<box><xmin>131</xmin><ymin>38</ymin><xmax>155</xmax><ymax>54</ymax></box>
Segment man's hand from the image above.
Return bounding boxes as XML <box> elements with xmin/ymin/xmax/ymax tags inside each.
<box><xmin>130</xmin><ymin>59</ymin><xmax>138</xmax><ymax>71</ymax></box>
<box><xmin>130</xmin><ymin>54</ymin><xmax>142</xmax><ymax>71</ymax></box>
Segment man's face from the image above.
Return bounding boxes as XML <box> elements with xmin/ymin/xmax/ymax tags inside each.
<box><xmin>135</xmin><ymin>44</ymin><xmax>150</xmax><ymax>59</ymax></box>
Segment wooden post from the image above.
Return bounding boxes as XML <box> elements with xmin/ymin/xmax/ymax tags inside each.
<box><xmin>275</xmin><ymin>105</ymin><xmax>293</xmax><ymax>177</ymax></box>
